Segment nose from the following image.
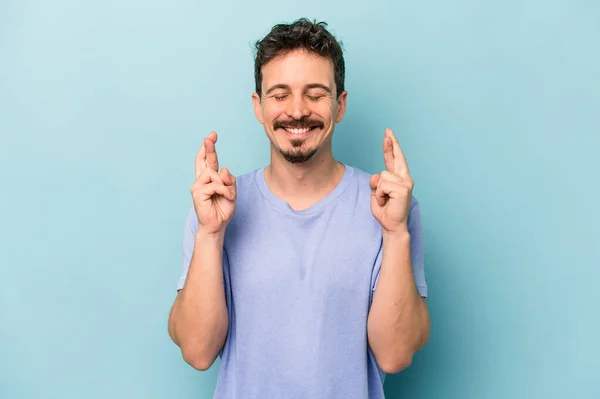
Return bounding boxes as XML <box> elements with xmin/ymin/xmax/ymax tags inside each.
<box><xmin>286</xmin><ymin>94</ymin><xmax>310</xmax><ymax>120</ymax></box>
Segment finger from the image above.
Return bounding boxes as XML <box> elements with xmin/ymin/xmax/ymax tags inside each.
<box><xmin>386</xmin><ymin>128</ymin><xmax>410</xmax><ymax>178</ymax></box>
<box><xmin>200</xmin><ymin>182</ymin><xmax>235</xmax><ymax>201</ymax></box>
<box><xmin>220</xmin><ymin>167</ymin><xmax>233</xmax><ymax>186</ymax></box>
<box><xmin>375</xmin><ymin>180</ymin><xmax>394</xmax><ymax>207</ymax></box>
<box><xmin>376</xmin><ymin>179</ymin><xmax>405</xmax><ymax>206</ymax></box>
<box><xmin>379</xmin><ymin>170</ymin><xmax>403</xmax><ymax>184</ymax></box>
<box><xmin>195</xmin><ymin>142</ymin><xmax>207</xmax><ymax>180</ymax></box>
<box><xmin>205</xmin><ymin>132</ymin><xmax>219</xmax><ymax>171</ymax></box>
<box><xmin>383</xmin><ymin>135</ymin><xmax>394</xmax><ymax>172</ymax></box>
<box><xmin>229</xmin><ymin>174</ymin><xmax>237</xmax><ymax>198</ymax></box>
<box><xmin>198</xmin><ymin>165</ymin><xmax>224</xmax><ymax>185</ymax></box>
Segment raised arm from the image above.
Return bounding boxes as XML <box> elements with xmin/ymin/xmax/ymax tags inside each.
<box><xmin>168</xmin><ymin>132</ymin><xmax>237</xmax><ymax>371</ymax></box>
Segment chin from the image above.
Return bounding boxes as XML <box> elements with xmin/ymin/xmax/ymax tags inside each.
<box><xmin>278</xmin><ymin>144</ymin><xmax>319</xmax><ymax>164</ymax></box>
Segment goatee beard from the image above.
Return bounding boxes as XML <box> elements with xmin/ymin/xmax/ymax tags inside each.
<box><xmin>279</xmin><ymin>144</ymin><xmax>318</xmax><ymax>163</ymax></box>
<box><xmin>272</xmin><ymin>116</ymin><xmax>324</xmax><ymax>163</ymax></box>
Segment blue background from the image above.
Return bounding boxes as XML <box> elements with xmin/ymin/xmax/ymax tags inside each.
<box><xmin>1</xmin><ymin>1</ymin><xmax>599</xmax><ymax>398</ymax></box>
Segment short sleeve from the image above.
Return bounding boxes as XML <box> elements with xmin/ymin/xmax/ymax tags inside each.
<box><xmin>407</xmin><ymin>200</ymin><xmax>427</xmax><ymax>297</ymax></box>
<box><xmin>177</xmin><ymin>205</ymin><xmax>198</xmax><ymax>291</ymax></box>
<box><xmin>370</xmin><ymin>198</ymin><xmax>428</xmax><ymax>298</ymax></box>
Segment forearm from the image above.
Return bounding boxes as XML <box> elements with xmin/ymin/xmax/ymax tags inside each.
<box><xmin>169</xmin><ymin>232</ymin><xmax>229</xmax><ymax>370</ymax></box>
<box><xmin>367</xmin><ymin>229</ymin><xmax>430</xmax><ymax>373</ymax></box>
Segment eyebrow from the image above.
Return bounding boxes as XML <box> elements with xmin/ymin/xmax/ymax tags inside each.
<box><xmin>265</xmin><ymin>83</ymin><xmax>332</xmax><ymax>96</ymax></box>
<box><xmin>305</xmin><ymin>83</ymin><xmax>332</xmax><ymax>94</ymax></box>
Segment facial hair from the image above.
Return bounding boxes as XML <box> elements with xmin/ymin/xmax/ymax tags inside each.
<box><xmin>279</xmin><ymin>141</ymin><xmax>318</xmax><ymax>163</ymax></box>
<box><xmin>273</xmin><ymin>116</ymin><xmax>324</xmax><ymax>164</ymax></box>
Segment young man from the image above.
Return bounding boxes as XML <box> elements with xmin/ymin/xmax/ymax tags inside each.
<box><xmin>168</xmin><ymin>18</ymin><xmax>430</xmax><ymax>399</ymax></box>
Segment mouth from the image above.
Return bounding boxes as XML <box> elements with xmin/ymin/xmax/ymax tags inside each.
<box><xmin>273</xmin><ymin>118</ymin><xmax>324</xmax><ymax>140</ymax></box>
<box><xmin>280</xmin><ymin>126</ymin><xmax>319</xmax><ymax>135</ymax></box>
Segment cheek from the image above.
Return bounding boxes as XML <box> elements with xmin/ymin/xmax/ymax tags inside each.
<box><xmin>315</xmin><ymin>101</ymin><xmax>336</xmax><ymax>121</ymax></box>
<box><xmin>263</xmin><ymin>104</ymin><xmax>283</xmax><ymax>124</ymax></box>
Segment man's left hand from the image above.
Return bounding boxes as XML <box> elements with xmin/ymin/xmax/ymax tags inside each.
<box><xmin>370</xmin><ymin>128</ymin><xmax>414</xmax><ymax>234</ymax></box>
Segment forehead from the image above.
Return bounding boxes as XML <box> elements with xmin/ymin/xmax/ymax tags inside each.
<box><xmin>261</xmin><ymin>49</ymin><xmax>334</xmax><ymax>91</ymax></box>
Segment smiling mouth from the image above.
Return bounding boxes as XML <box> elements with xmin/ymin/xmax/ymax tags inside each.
<box><xmin>274</xmin><ymin>117</ymin><xmax>324</xmax><ymax>135</ymax></box>
<box><xmin>280</xmin><ymin>126</ymin><xmax>318</xmax><ymax>134</ymax></box>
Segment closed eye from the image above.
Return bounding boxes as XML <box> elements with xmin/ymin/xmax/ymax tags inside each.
<box><xmin>274</xmin><ymin>95</ymin><xmax>288</xmax><ymax>101</ymax></box>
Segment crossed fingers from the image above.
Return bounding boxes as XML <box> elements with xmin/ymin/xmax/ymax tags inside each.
<box><xmin>382</xmin><ymin>128</ymin><xmax>410</xmax><ymax>179</ymax></box>
<box><xmin>195</xmin><ymin>131</ymin><xmax>219</xmax><ymax>179</ymax></box>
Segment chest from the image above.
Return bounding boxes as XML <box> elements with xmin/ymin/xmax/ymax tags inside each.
<box><xmin>224</xmin><ymin>206</ymin><xmax>382</xmax><ymax>310</ymax></box>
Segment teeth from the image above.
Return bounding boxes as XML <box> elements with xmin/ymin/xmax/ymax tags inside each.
<box><xmin>284</xmin><ymin>127</ymin><xmax>311</xmax><ymax>134</ymax></box>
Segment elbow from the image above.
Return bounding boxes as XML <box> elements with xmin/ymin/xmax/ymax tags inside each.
<box><xmin>376</xmin><ymin>330</ymin><xmax>430</xmax><ymax>374</ymax></box>
<box><xmin>181</xmin><ymin>347</ymin><xmax>217</xmax><ymax>371</ymax></box>
<box><xmin>378</xmin><ymin>351</ymin><xmax>414</xmax><ymax>374</ymax></box>
<box><xmin>172</xmin><ymin>323</ymin><xmax>227</xmax><ymax>372</ymax></box>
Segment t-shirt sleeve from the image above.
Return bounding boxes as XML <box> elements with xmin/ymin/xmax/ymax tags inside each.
<box><xmin>407</xmin><ymin>200</ymin><xmax>427</xmax><ymax>297</ymax></box>
<box><xmin>370</xmin><ymin>198</ymin><xmax>428</xmax><ymax>298</ymax></box>
<box><xmin>177</xmin><ymin>205</ymin><xmax>198</xmax><ymax>291</ymax></box>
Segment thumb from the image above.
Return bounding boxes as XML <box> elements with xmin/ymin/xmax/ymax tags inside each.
<box><xmin>369</xmin><ymin>174</ymin><xmax>380</xmax><ymax>191</ymax></box>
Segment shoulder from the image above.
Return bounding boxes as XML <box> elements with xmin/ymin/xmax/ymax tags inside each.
<box><xmin>231</xmin><ymin>167</ymin><xmax>263</xmax><ymax>209</ymax></box>
<box><xmin>233</xmin><ymin>168</ymin><xmax>260</xmax><ymax>190</ymax></box>
<box><xmin>349</xmin><ymin>165</ymin><xmax>373</xmax><ymax>186</ymax></box>
<box><xmin>345</xmin><ymin>164</ymin><xmax>373</xmax><ymax>200</ymax></box>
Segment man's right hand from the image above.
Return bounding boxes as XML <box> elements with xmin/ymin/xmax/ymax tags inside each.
<box><xmin>191</xmin><ymin>131</ymin><xmax>237</xmax><ymax>235</ymax></box>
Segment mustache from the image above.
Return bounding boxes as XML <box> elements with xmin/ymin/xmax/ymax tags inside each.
<box><xmin>273</xmin><ymin>117</ymin><xmax>324</xmax><ymax>130</ymax></box>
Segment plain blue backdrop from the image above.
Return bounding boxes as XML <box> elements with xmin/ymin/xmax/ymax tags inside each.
<box><xmin>1</xmin><ymin>1</ymin><xmax>599</xmax><ymax>398</ymax></box>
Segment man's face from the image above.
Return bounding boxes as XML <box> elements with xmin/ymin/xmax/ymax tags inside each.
<box><xmin>252</xmin><ymin>49</ymin><xmax>347</xmax><ymax>164</ymax></box>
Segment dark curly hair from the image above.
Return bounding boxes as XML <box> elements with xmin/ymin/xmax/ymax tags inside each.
<box><xmin>253</xmin><ymin>18</ymin><xmax>345</xmax><ymax>98</ymax></box>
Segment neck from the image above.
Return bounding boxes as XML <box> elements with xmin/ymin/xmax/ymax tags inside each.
<box><xmin>265</xmin><ymin>141</ymin><xmax>344</xmax><ymax>208</ymax></box>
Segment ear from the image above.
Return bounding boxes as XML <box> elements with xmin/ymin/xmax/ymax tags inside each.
<box><xmin>252</xmin><ymin>92</ymin><xmax>264</xmax><ymax>124</ymax></box>
<box><xmin>335</xmin><ymin>90</ymin><xmax>348</xmax><ymax>123</ymax></box>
